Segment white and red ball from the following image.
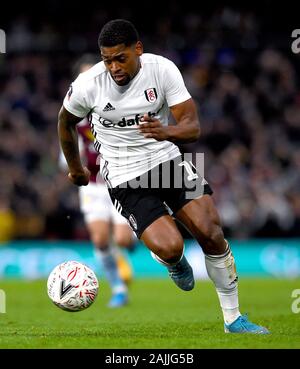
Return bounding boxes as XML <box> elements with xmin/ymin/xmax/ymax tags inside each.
<box><xmin>47</xmin><ymin>261</ymin><xmax>99</xmax><ymax>312</ymax></box>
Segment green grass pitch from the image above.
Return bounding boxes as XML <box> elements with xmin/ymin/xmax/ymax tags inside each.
<box><xmin>0</xmin><ymin>278</ymin><xmax>299</xmax><ymax>348</ymax></box>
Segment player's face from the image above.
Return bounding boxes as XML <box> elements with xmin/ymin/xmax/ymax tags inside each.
<box><xmin>101</xmin><ymin>42</ymin><xmax>143</xmax><ymax>86</ymax></box>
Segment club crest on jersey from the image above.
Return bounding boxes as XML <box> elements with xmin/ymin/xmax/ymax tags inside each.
<box><xmin>144</xmin><ymin>88</ymin><xmax>157</xmax><ymax>103</ymax></box>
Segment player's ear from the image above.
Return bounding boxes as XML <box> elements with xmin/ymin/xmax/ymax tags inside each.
<box><xmin>135</xmin><ymin>41</ymin><xmax>143</xmax><ymax>56</ymax></box>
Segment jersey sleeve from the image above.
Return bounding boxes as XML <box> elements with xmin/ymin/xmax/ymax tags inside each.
<box><xmin>63</xmin><ymin>75</ymin><xmax>91</xmax><ymax>118</ymax></box>
<box><xmin>162</xmin><ymin>59</ymin><xmax>191</xmax><ymax>107</ymax></box>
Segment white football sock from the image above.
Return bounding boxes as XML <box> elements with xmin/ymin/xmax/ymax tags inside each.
<box><xmin>205</xmin><ymin>241</ymin><xmax>241</xmax><ymax>325</ymax></box>
<box><xmin>150</xmin><ymin>250</ymin><xmax>184</xmax><ymax>266</ymax></box>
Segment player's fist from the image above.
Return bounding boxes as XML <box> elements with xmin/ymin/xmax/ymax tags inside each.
<box><xmin>68</xmin><ymin>166</ymin><xmax>90</xmax><ymax>186</ymax></box>
<box><xmin>139</xmin><ymin>114</ymin><xmax>169</xmax><ymax>141</ymax></box>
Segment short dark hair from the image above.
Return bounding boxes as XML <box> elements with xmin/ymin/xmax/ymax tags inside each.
<box><xmin>98</xmin><ymin>19</ymin><xmax>139</xmax><ymax>48</ymax></box>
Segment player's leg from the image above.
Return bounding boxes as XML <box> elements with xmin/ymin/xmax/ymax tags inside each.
<box><xmin>141</xmin><ymin>214</ymin><xmax>183</xmax><ymax>262</ymax></box>
<box><xmin>175</xmin><ymin>194</ymin><xmax>226</xmax><ymax>255</ymax></box>
<box><xmin>175</xmin><ymin>194</ymin><xmax>269</xmax><ymax>334</ymax></box>
<box><xmin>140</xmin><ymin>215</ymin><xmax>195</xmax><ymax>291</ymax></box>
<box><xmin>111</xmin><ymin>207</ymin><xmax>136</xmax><ymax>286</ymax></box>
<box><xmin>79</xmin><ymin>184</ymin><xmax>127</xmax><ymax>307</ymax></box>
<box><xmin>109</xmin><ymin>184</ymin><xmax>195</xmax><ymax>291</ymax></box>
<box><xmin>112</xmin><ymin>224</ymin><xmax>134</xmax><ymax>285</ymax></box>
<box><xmin>86</xmin><ymin>219</ymin><xmax>128</xmax><ymax>307</ymax></box>
<box><xmin>112</xmin><ymin>211</ymin><xmax>136</xmax><ymax>251</ymax></box>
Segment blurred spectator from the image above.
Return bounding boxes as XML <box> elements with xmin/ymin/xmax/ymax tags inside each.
<box><xmin>0</xmin><ymin>193</ymin><xmax>16</xmax><ymax>242</ymax></box>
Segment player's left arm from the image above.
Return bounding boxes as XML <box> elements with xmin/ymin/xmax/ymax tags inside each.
<box><xmin>139</xmin><ymin>98</ymin><xmax>200</xmax><ymax>143</ymax></box>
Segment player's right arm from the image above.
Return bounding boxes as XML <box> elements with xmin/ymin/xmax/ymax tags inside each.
<box><xmin>58</xmin><ymin>106</ymin><xmax>90</xmax><ymax>186</ymax></box>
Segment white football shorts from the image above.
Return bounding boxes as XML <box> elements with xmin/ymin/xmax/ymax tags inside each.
<box><xmin>78</xmin><ymin>182</ymin><xmax>127</xmax><ymax>224</ymax></box>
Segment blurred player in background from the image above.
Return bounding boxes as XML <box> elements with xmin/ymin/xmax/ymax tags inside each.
<box><xmin>59</xmin><ymin>54</ymin><xmax>135</xmax><ymax>308</ymax></box>
<box><xmin>58</xmin><ymin>20</ymin><xmax>269</xmax><ymax>333</ymax></box>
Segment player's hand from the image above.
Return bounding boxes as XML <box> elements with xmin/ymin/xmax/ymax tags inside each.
<box><xmin>68</xmin><ymin>166</ymin><xmax>90</xmax><ymax>186</ymax></box>
<box><xmin>139</xmin><ymin>114</ymin><xmax>170</xmax><ymax>141</ymax></box>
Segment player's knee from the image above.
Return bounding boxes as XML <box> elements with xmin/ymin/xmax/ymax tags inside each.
<box><xmin>153</xmin><ymin>238</ymin><xmax>184</xmax><ymax>264</ymax></box>
<box><xmin>114</xmin><ymin>234</ymin><xmax>134</xmax><ymax>248</ymax></box>
<box><xmin>91</xmin><ymin>234</ymin><xmax>110</xmax><ymax>249</ymax></box>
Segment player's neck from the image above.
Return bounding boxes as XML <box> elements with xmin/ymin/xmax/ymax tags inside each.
<box><xmin>133</xmin><ymin>59</ymin><xmax>142</xmax><ymax>79</ymax></box>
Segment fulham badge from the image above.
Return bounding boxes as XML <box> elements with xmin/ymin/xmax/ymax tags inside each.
<box><xmin>144</xmin><ymin>88</ymin><xmax>157</xmax><ymax>103</ymax></box>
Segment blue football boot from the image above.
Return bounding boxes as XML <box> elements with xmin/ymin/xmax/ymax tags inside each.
<box><xmin>167</xmin><ymin>255</ymin><xmax>195</xmax><ymax>291</ymax></box>
<box><xmin>224</xmin><ymin>314</ymin><xmax>270</xmax><ymax>334</ymax></box>
<box><xmin>108</xmin><ymin>292</ymin><xmax>128</xmax><ymax>308</ymax></box>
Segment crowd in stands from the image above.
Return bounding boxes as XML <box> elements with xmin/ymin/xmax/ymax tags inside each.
<box><xmin>0</xmin><ymin>5</ymin><xmax>299</xmax><ymax>241</ymax></box>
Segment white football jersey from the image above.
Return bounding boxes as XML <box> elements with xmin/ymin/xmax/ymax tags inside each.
<box><xmin>63</xmin><ymin>53</ymin><xmax>191</xmax><ymax>187</ymax></box>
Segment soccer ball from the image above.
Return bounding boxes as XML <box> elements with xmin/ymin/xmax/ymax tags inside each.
<box><xmin>47</xmin><ymin>260</ymin><xmax>99</xmax><ymax>312</ymax></box>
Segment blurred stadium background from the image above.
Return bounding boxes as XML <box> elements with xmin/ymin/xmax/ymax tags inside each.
<box><xmin>0</xmin><ymin>2</ymin><xmax>300</xmax><ymax>282</ymax></box>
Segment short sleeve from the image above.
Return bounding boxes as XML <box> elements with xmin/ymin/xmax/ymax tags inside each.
<box><xmin>63</xmin><ymin>75</ymin><xmax>91</xmax><ymax>118</ymax></box>
<box><xmin>162</xmin><ymin>59</ymin><xmax>191</xmax><ymax>107</ymax></box>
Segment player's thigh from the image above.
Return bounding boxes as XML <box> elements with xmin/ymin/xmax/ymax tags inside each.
<box><xmin>176</xmin><ymin>195</ymin><xmax>222</xmax><ymax>229</ymax></box>
<box><xmin>175</xmin><ymin>194</ymin><xmax>225</xmax><ymax>252</ymax></box>
<box><xmin>140</xmin><ymin>214</ymin><xmax>184</xmax><ymax>259</ymax></box>
<box><xmin>112</xmin><ymin>217</ymin><xmax>134</xmax><ymax>248</ymax></box>
<box><xmin>86</xmin><ymin>219</ymin><xmax>110</xmax><ymax>246</ymax></box>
